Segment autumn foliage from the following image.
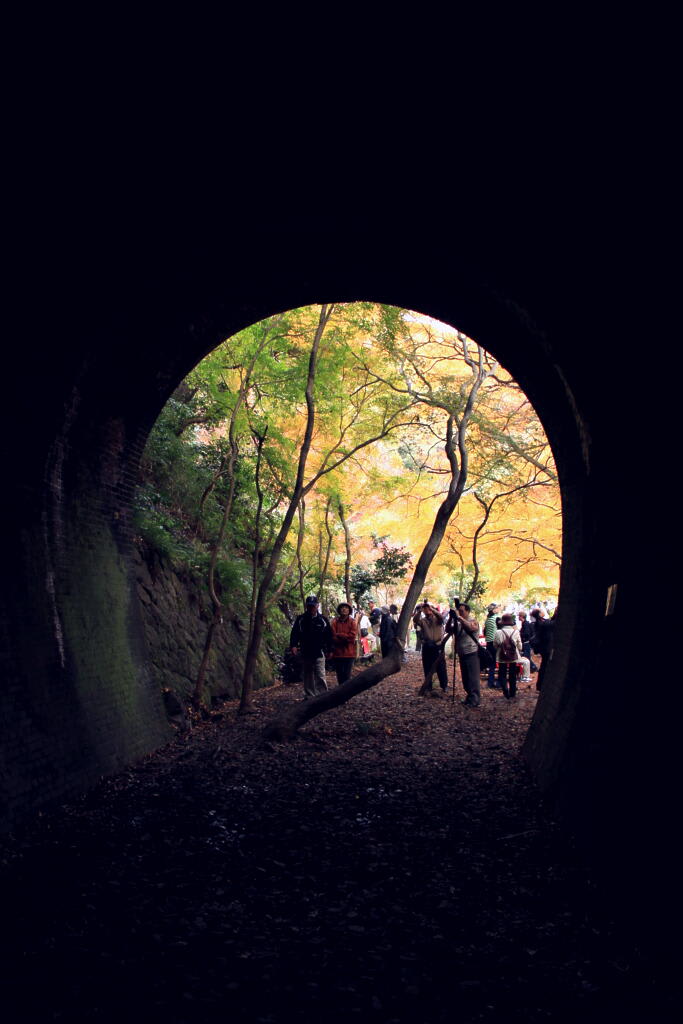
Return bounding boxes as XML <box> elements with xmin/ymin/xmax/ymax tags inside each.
<box><xmin>135</xmin><ymin>303</ymin><xmax>560</xmax><ymax>706</ymax></box>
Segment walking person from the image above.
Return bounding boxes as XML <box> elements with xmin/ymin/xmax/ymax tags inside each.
<box><xmin>412</xmin><ymin>604</ymin><xmax>424</xmax><ymax>652</ymax></box>
<box><xmin>357</xmin><ymin>608</ymin><xmax>371</xmax><ymax>638</ymax></box>
<box><xmin>518</xmin><ymin>610</ymin><xmax>537</xmax><ymax>678</ymax></box>
<box><xmin>493</xmin><ymin>613</ymin><xmax>522</xmax><ymax>699</ymax></box>
<box><xmin>330</xmin><ymin>602</ymin><xmax>358</xmax><ymax>686</ymax></box>
<box><xmin>530</xmin><ymin>607</ymin><xmax>555</xmax><ymax>691</ymax></box>
<box><xmin>413</xmin><ymin>601</ymin><xmax>448</xmax><ymax>695</ymax></box>
<box><xmin>484</xmin><ymin>603</ymin><xmax>500</xmax><ymax>688</ymax></box>
<box><xmin>447</xmin><ymin>603</ymin><xmax>481</xmax><ymax>707</ymax></box>
<box><xmin>289</xmin><ymin>595</ymin><xmax>332</xmax><ymax>699</ymax></box>
<box><xmin>379</xmin><ymin>605</ymin><xmax>399</xmax><ymax>658</ymax></box>
<box><xmin>389</xmin><ymin>603</ymin><xmax>408</xmax><ymax>662</ymax></box>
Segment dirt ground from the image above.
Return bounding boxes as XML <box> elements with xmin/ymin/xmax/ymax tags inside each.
<box><xmin>0</xmin><ymin>653</ymin><xmax>676</xmax><ymax>1022</ymax></box>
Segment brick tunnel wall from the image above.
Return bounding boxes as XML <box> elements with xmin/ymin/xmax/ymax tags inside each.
<box><xmin>0</xmin><ymin>266</ymin><xmax>587</xmax><ymax>824</ymax></box>
<box><xmin>2</xmin><ymin>218</ymin><xmax>674</xmax><ymax>935</ymax></box>
<box><xmin>0</xmin><ymin>407</ymin><xmax>172</xmax><ymax>826</ymax></box>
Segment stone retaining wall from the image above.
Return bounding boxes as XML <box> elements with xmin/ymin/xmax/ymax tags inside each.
<box><xmin>132</xmin><ymin>542</ymin><xmax>281</xmax><ymax>704</ymax></box>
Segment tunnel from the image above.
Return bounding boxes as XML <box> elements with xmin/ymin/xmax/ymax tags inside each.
<box><xmin>1</xmin><ymin>197</ymin><xmax>676</xmax><ymax>975</ymax></box>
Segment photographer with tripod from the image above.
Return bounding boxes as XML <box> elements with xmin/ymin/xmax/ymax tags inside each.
<box><xmin>413</xmin><ymin>601</ymin><xmax>449</xmax><ymax>695</ymax></box>
<box><xmin>446</xmin><ymin>599</ymin><xmax>481</xmax><ymax>708</ymax></box>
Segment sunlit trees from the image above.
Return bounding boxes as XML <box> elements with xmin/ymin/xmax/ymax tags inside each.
<box><xmin>135</xmin><ymin>301</ymin><xmax>561</xmax><ymax>717</ymax></box>
<box><xmin>264</xmin><ymin>322</ymin><xmax>498</xmax><ymax>738</ymax></box>
<box><xmin>193</xmin><ymin>314</ymin><xmax>288</xmax><ymax>705</ymax></box>
<box><xmin>236</xmin><ymin>304</ymin><xmax>420</xmax><ymax>712</ymax></box>
<box><xmin>441</xmin><ymin>381</ymin><xmax>560</xmax><ymax>605</ymax></box>
<box><xmin>342</xmin><ymin>315</ymin><xmax>561</xmax><ymax>610</ymax></box>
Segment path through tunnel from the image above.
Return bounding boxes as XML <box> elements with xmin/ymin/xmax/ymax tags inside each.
<box><xmin>19</xmin><ymin>274</ymin><xmax>597</xmax><ymax>815</ymax></box>
<box><xmin>1</xmin><ymin>227</ymin><xmax>677</xmax><ymax>1018</ymax></box>
<box><xmin>1</xmin><ymin>661</ymin><xmax>671</xmax><ymax>1022</ymax></box>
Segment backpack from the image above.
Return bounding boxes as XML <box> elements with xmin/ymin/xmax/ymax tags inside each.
<box><xmin>499</xmin><ymin>627</ymin><xmax>517</xmax><ymax>662</ymax></box>
<box><xmin>281</xmin><ymin>649</ymin><xmax>302</xmax><ymax>685</ymax></box>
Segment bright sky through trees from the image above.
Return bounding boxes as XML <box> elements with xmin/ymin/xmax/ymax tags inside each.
<box><xmin>137</xmin><ymin>301</ymin><xmax>560</xmax><ymax>707</ymax></box>
<box><xmin>297</xmin><ymin>307</ymin><xmax>561</xmax><ymax>610</ymax></box>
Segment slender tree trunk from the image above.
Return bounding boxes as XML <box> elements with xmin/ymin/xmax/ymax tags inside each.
<box><xmin>464</xmin><ymin>479</ymin><xmax>550</xmax><ymax>602</ymax></box>
<box><xmin>193</xmin><ymin>318</ymin><xmax>282</xmax><ymax>707</ymax></box>
<box><xmin>195</xmin><ymin>455</ymin><xmax>226</xmax><ymax>537</ymax></box>
<box><xmin>263</xmin><ymin>344</ymin><xmax>492</xmax><ymax>739</ymax></box>
<box><xmin>239</xmin><ymin>307</ymin><xmax>420</xmax><ymax>713</ymax></box>
<box><xmin>263</xmin><ymin>417</ymin><xmax>467</xmax><ymax>738</ymax></box>
<box><xmin>318</xmin><ymin>497</ymin><xmax>334</xmax><ymax>610</ymax></box>
<box><xmin>193</xmin><ymin>454</ymin><xmax>237</xmax><ymax>706</ymax></box>
<box><xmin>264</xmin><ymin>504</ymin><xmax>307</xmax><ymax>612</ymax></box>
<box><xmin>465</xmin><ymin>492</ymin><xmax>492</xmax><ymax>604</ymax></box>
<box><xmin>247</xmin><ymin>429</ymin><xmax>268</xmax><ymax>643</ymax></box>
<box><xmin>296</xmin><ymin>499</ymin><xmax>307</xmax><ymax>608</ymax></box>
<box><xmin>338</xmin><ymin>499</ymin><xmax>352</xmax><ymax>604</ymax></box>
<box><xmin>239</xmin><ymin>304</ymin><xmax>334</xmax><ymax>713</ymax></box>
<box><xmin>316</xmin><ymin>523</ymin><xmax>324</xmax><ymax>598</ymax></box>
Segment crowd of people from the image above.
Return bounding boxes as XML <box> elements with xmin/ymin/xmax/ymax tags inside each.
<box><xmin>286</xmin><ymin>594</ymin><xmax>555</xmax><ymax>706</ymax></box>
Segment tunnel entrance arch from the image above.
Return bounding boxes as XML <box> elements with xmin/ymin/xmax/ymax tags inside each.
<box><xmin>134</xmin><ymin>301</ymin><xmax>563</xmax><ymax>720</ymax></box>
<box><xmin>4</xmin><ymin>254</ymin><xmax>605</xmax><ymax>853</ymax></box>
<box><xmin>118</xmin><ymin>275</ymin><xmax>592</xmax><ymax>798</ymax></box>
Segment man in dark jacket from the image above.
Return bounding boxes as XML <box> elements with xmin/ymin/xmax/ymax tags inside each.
<box><xmin>368</xmin><ymin>601</ymin><xmax>382</xmax><ymax>637</ymax></box>
<box><xmin>290</xmin><ymin>595</ymin><xmax>332</xmax><ymax>699</ymax></box>
<box><xmin>518</xmin><ymin>610</ymin><xmax>538</xmax><ymax>673</ymax></box>
<box><xmin>379</xmin><ymin>605</ymin><xmax>398</xmax><ymax>658</ymax></box>
<box><xmin>483</xmin><ymin>603</ymin><xmax>500</xmax><ymax>689</ymax></box>
<box><xmin>530</xmin><ymin>608</ymin><xmax>554</xmax><ymax>692</ymax></box>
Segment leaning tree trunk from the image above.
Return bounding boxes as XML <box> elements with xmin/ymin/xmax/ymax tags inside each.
<box><xmin>240</xmin><ymin>307</ymin><xmax>423</xmax><ymax>712</ymax></box>
<box><xmin>239</xmin><ymin>305</ymin><xmax>333</xmax><ymax>712</ymax></box>
<box><xmin>339</xmin><ymin>499</ymin><xmax>352</xmax><ymax>604</ymax></box>
<box><xmin>465</xmin><ymin>492</ymin><xmax>491</xmax><ymax>604</ymax></box>
<box><xmin>264</xmin><ymin>415</ymin><xmax>468</xmax><ymax>740</ymax></box>
<box><xmin>296</xmin><ymin>499</ymin><xmax>307</xmax><ymax>608</ymax></box>
<box><xmin>193</xmin><ymin>455</ymin><xmax>237</xmax><ymax>707</ymax></box>
<box><xmin>263</xmin><ymin>335</ymin><xmax>494</xmax><ymax>740</ymax></box>
<box><xmin>318</xmin><ymin>497</ymin><xmax>334</xmax><ymax>609</ymax></box>
<box><xmin>193</xmin><ymin>317</ymin><xmax>283</xmax><ymax>707</ymax></box>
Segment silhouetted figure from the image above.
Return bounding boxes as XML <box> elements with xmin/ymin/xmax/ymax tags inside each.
<box><xmin>379</xmin><ymin>605</ymin><xmax>398</xmax><ymax>658</ymax></box>
<box><xmin>484</xmin><ymin>603</ymin><xmax>500</xmax><ymax>689</ymax></box>
<box><xmin>289</xmin><ymin>595</ymin><xmax>332</xmax><ymax>699</ymax></box>
<box><xmin>530</xmin><ymin>608</ymin><xmax>555</xmax><ymax>691</ymax></box>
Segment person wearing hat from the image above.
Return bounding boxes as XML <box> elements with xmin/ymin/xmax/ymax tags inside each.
<box><xmin>484</xmin><ymin>603</ymin><xmax>500</xmax><ymax>689</ymax></box>
<box><xmin>289</xmin><ymin>595</ymin><xmax>333</xmax><ymax>699</ymax></box>
<box><xmin>367</xmin><ymin>600</ymin><xmax>382</xmax><ymax>637</ymax></box>
<box><xmin>330</xmin><ymin>602</ymin><xmax>359</xmax><ymax>686</ymax></box>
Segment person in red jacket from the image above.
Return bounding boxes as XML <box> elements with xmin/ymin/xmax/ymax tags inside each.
<box><xmin>330</xmin><ymin>602</ymin><xmax>359</xmax><ymax>685</ymax></box>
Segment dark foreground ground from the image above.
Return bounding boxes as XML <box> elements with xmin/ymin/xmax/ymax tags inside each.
<box><xmin>1</xmin><ymin>655</ymin><xmax>677</xmax><ymax>1022</ymax></box>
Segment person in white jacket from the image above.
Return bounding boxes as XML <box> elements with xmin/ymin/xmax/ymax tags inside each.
<box><xmin>493</xmin><ymin>613</ymin><xmax>522</xmax><ymax>699</ymax></box>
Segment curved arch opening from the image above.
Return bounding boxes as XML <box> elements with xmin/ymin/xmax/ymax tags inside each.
<box><xmin>7</xmin><ymin>262</ymin><xmax>595</xmax><ymax>840</ymax></box>
<box><xmin>7</xmin><ymin>255</ymin><xmax>659</xmax><ymax>1015</ymax></box>
<box><xmin>132</xmin><ymin>301</ymin><xmax>563</xmax><ymax>734</ymax></box>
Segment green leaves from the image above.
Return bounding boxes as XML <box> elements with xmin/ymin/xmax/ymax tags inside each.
<box><xmin>137</xmin><ymin>299</ymin><xmax>559</xmax><ymax>631</ymax></box>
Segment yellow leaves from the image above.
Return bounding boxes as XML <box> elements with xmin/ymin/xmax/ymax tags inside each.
<box><xmin>300</xmin><ymin>308</ymin><xmax>562</xmax><ymax>605</ymax></box>
<box><xmin>200</xmin><ymin>303</ymin><xmax>561</xmax><ymax>606</ymax></box>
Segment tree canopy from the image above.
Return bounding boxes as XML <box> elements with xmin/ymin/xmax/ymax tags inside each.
<box><xmin>134</xmin><ymin>302</ymin><xmax>561</xmax><ymax>705</ymax></box>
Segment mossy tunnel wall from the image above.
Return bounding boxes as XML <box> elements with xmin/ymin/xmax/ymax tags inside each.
<box><xmin>1</xmin><ymin>210</ymin><xmax>669</xmax><ymax>928</ymax></box>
